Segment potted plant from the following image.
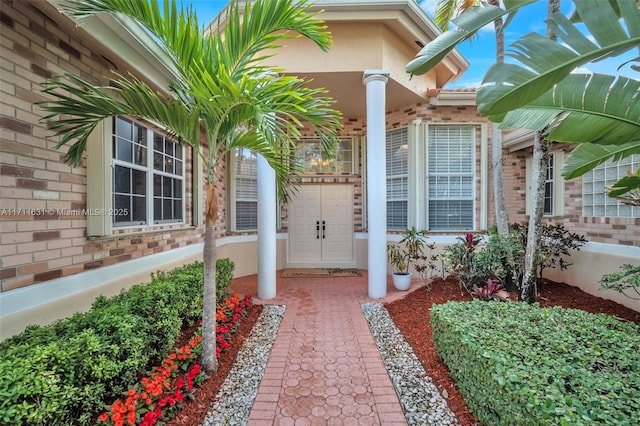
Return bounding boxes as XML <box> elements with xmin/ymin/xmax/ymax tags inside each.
<box><xmin>387</xmin><ymin>227</ymin><xmax>428</xmax><ymax>291</ymax></box>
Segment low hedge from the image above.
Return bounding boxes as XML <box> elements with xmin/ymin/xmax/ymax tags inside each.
<box><xmin>0</xmin><ymin>259</ymin><xmax>234</xmax><ymax>425</ymax></box>
<box><xmin>430</xmin><ymin>301</ymin><xmax>640</xmax><ymax>425</ymax></box>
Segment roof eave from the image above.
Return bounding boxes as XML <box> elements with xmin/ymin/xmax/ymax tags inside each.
<box><xmin>46</xmin><ymin>0</ymin><xmax>178</xmax><ymax>93</ymax></box>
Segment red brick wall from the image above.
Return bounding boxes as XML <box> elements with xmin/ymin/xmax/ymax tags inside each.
<box><xmin>503</xmin><ymin>147</ymin><xmax>640</xmax><ymax>247</ymax></box>
<box><xmin>0</xmin><ymin>1</ymin><xmax>210</xmax><ymax>292</ymax></box>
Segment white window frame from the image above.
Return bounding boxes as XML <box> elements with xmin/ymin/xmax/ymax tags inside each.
<box><xmin>295</xmin><ymin>137</ymin><xmax>357</xmax><ymax>175</ymax></box>
<box><xmin>424</xmin><ymin>124</ymin><xmax>476</xmax><ymax>231</ymax></box>
<box><xmin>228</xmin><ymin>148</ymin><xmax>258</xmax><ymax>232</ymax></box>
<box><xmin>85</xmin><ymin>117</ymin><xmax>186</xmax><ymax>237</ymax></box>
<box><xmin>526</xmin><ymin>150</ymin><xmax>564</xmax><ymax>217</ymax></box>
<box><xmin>386</xmin><ymin>127</ymin><xmax>409</xmax><ymax>230</ymax></box>
<box><xmin>582</xmin><ymin>154</ymin><xmax>640</xmax><ymax>217</ymax></box>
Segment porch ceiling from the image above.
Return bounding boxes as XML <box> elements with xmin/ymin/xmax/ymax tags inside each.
<box><xmin>288</xmin><ymin>71</ymin><xmax>426</xmax><ymax>120</ymax></box>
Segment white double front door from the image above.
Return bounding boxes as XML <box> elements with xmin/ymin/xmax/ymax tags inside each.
<box><xmin>288</xmin><ymin>184</ymin><xmax>354</xmax><ymax>267</ymax></box>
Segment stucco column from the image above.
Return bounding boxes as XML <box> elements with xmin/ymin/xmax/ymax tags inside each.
<box><xmin>363</xmin><ymin>70</ymin><xmax>390</xmax><ymax>299</ymax></box>
<box><xmin>257</xmin><ymin>154</ymin><xmax>276</xmax><ymax>299</ymax></box>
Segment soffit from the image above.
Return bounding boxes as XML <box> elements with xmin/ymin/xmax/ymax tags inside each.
<box><xmin>45</xmin><ymin>0</ymin><xmax>177</xmax><ymax>93</ymax></box>
<box><xmin>291</xmin><ymin>72</ymin><xmax>423</xmax><ymax>120</ymax></box>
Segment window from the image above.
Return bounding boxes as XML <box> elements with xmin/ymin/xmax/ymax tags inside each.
<box><xmin>583</xmin><ymin>154</ymin><xmax>640</xmax><ymax>217</ymax></box>
<box><xmin>231</xmin><ymin>148</ymin><xmax>258</xmax><ymax>231</ymax></box>
<box><xmin>295</xmin><ymin>138</ymin><xmax>355</xmax><ymax>174</ymax></box>
<box><xmin>112</xmin><ymin>117</ymin><xmax>183</xmax><ymax>226</ymax></box>
<box><xmin>543</xmin><ymin>154</ymin><xmax>554</xmax><ymax>215</ymax></box>
<box><xmin>427</xmin><ymin>126</ymin><xmax>474</xmax><ymax>231</ymax></box>
<box><xmin>386</xmin><ymin>128</ymin><xmax>408</xmax><ymax>229</ymax></box>
<box><xmin>526</xmin><ymin>151</ymin><xmax>564</xmax><ymax>217</ymax></box>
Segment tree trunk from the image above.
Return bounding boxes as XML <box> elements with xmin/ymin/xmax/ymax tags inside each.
<box><xmin>521</xmin><ymin>0</ymin><xmax>559</xmax><ymax>303</ymax></box>
<box><xmin>201</xmin><ymin>182</ymin><xmax>218</xmax><ymax>373</ymax></box>
<box><xmin>521</xmin><ymin>132</ymin><xmax>548</xmax><ymax>302</ymax></box>
<box><xmin>490</xmin><ymin>0</ymin><xmax>509</xmax><ymax>236</ymax></box>
<box><xmin>492</xmin><ymin>125</ymin><xmax>509</xmax><ymax>235</ymax></box>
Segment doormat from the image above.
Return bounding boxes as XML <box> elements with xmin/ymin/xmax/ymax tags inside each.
<box><xmin>281</xmin><ymin>268</ymin><xmax>362</xmax><ymax>278</ymax></box>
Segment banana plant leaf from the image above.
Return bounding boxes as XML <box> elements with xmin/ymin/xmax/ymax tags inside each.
<box><xmin>497</xmin><ymin>74</ymin><xmax>640</xmax><ymax>146</ymax></box>
<box><xmin>562</xmin><ymin>142</ymin><xmax>640</xmax><ymax>179</ymax></box>
<box><xmin>405</xmin><ymin>0</ymin><xmax>536</xmax><ymax>76</ymax></box>
<box><xmin>477</xmin><ymin>0</ymin><xmax>640</xmax><ymax>116</ymax></box>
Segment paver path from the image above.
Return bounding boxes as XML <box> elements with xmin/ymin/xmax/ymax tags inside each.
<box><xmin>230</xmin><ymin>270</ymin><xmax>419</xmax><ymax>425</ymax></box>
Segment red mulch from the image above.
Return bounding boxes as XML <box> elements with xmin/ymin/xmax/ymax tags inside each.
<box><xmin>165</xmin><ymin>304</ymin><xmax>263</xmax><ymax>426</ymax></box>
<box><xmin>385</xmin><ymin>277</ymin><xmax>640</xmax><ymax>426</ymax></box>
<box><xmin>163</xmin><ymin>279</ymin><xmax>638</xmax><ymax>426</ymax></box>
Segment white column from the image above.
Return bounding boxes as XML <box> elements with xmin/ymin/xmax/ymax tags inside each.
<box><xmin>257</xmin><ymin>154</ymin><xmax>276</xmax><ymax>299</ymax></box>
<box><xmin>363</xmin><ymin>70</ymin><xmax>390</xmax><ymax>299</ymax></box>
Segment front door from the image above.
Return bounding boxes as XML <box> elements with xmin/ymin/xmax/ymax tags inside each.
<box><xmin>288</xmin><ymin>184</ymin><xmax>354</xmax><ymax>267</ymax></box>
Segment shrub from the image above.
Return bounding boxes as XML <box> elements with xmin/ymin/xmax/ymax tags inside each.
<box><xmin>215</xmin><ymin>257</ymin><xmax>235</xmax><ymax>302</ymax></box>
<box><xmin>0</xmin><ymin>259</ymin><xmax>235</xmax><ymax>425</ymax></box>
<box><xmin>442</xmin><ymin>224</ymin><xmax>585</xmax><ymax>296</ymax></box>
<box><xmin>599</xmin><ymin>263</ymin><xmax>640</xmax><ymax>300</ymax></box>
<box><xmin>431</xmin><ymin>301</ymin><xmax>640</xmax><ymax>425</ymax></box>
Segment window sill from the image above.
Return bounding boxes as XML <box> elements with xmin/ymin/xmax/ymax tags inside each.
<box><xmin>87</xmin><ymin>224</ymin><xmax>197</xmax><ymax>241</ymax></box>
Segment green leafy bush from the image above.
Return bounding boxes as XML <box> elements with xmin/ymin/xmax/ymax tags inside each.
<box><xmin>0</xmin><ymin>259</ymin><xmax>235</xmax><ymax>425</ymax></box>
<box><xmin>442</xmin><ymin>224</ymin><xmax>585</xmax><ymax>296</ymax></box>
<box><xmin>216</xmin><ymin>257</ymin><xmax>235</xmax><ymax>302</ymax></box>
<box><xmin>599</xmin><ymin>263</ymin><xmax>640</xmax><ymax>300</ymax></box>
<box><xmin>431</xmin><ymin>301</ymin><xmax>640</xmax><ymax>425</ymax></box>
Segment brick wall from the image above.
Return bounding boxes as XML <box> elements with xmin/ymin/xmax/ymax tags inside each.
<box><xmin>0</xmin><ymin>0</ymin><xmax>210</xmax><ymax>292</ymax></box>
<box><xmin>504</xmin><ymin>148</ymin><xmax>640</xmax><ymax>247</ymax></box>
<box><xmin>278</xmin><ymin>102</ymin><xmax>494</xmax><ymax>234</ymax></box>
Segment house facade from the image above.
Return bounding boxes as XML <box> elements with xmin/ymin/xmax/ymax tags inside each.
<box><xmin>0</xmin><ymin>0</ymin><xmax>637</xmax><ymax>339</ymax></box>
<box><xmin>502</xmin><ymin>131</ymin><xmax>640</xmax><ymax>311</ymax></box>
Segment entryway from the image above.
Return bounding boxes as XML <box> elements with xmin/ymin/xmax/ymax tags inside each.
<box><xmin>287</xmin><ymin>184</ymin><xmax>355</xmax><ymax>267</ymax></box>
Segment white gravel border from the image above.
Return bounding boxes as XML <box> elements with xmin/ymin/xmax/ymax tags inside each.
<box><xmin>201</xmin><ymin>302</ymin><xmax>459</xmax><ymax>425</ymax></box>
<box><xmin>361</xmin><ymin>302</ymin><xmax>460</xmax><ymax>425</ymax></box>
<box><xmin>202</xmin><ymin>305</ymin><xmax>286</xmax><ymax>426</ymax></box>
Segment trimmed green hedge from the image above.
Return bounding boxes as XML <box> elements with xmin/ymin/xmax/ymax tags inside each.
<box><xmin>0</xmin><ymin>259</ymin><xmax>234</xmax><ymax>425</ymax></box>
<box><xmin>431</xmin><ymin>301</ymin><xmax>640</xmax><ymax>425</ymax></box>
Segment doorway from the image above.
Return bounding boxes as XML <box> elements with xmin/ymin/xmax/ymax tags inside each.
<box><xmin>288</xmin><ymin>184</ymin><xmax>355</xmax><ymax>267</ymax></box>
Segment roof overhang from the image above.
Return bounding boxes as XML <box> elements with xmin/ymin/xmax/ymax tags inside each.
<box><xmin>215</xmin><ymin>0</ymin><xmax>469</xmax><ymax>85</ymax></box>
<box><xmin>45</xmin><ymin>0</ymin><xmax>177</xmax><ymax>93</ymax></box>
<box><xmin>428</xmin><ymin>89</ymin><xmax>476</xmax><ymax>106</ymax></box>
<box><xmin>503</xmin><ymin>128</ymin><xmax>535</xmax><ymax>152</ymax></box>
<box><xmin>307</xmin><ymin>0</ymin><xmax>469</xmax><ymax>85</ymax></box>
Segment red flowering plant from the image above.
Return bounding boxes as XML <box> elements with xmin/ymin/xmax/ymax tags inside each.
<box><xmin>96</xmin><ymin>294</ymin><xmax>253</xmax><ymax>426</ymax></box>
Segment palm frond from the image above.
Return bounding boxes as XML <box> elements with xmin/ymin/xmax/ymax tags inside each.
<box><xmin>477</xmin><ymin>0</ymin><xmax>640</xmax><ymax>116</ymax></box>
<box><xmin>406</xmin><ymin>0</ymin><xmax>535</xmax><ymax>76</ymax></box>
<box><xmin>562</xmin><ymin>142</ymin><xmax>640</xmax><ymax>179</ymax></box>
<box><xmin>215</xmin><ymin>0</ymin><xmax>332</xmax><ymax>80</ymax></box>
<box><xmin>59</xmin><ymin>0</ymin><xmax>204</xmax><ymax>77</ymax></box>
<box><xmin>39</xmin><ymin>72</ymin><xmax>203</xmax><ymax>166</ymax></box>
<box><xmin>497</xmin><ymin>74</ymin><xmax>640</xmax><ymax>145</ymax></box>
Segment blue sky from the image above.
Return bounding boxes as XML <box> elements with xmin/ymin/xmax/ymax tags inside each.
<box><xmin>183</xmin><ymin>0</ymin><xmax>638</xmax><ymax>89</ymax></box>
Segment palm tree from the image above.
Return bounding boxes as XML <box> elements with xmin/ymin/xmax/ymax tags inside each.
<box><xmin>39</xmin><ymin>0</ymin><xmax>342</xmax><ymax>372</ymax></box>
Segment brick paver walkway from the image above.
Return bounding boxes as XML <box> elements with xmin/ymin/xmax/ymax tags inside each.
<box><xmin>230</xmin><ymin>270</ymin><xmax>421</xmax><ymax>425</ymax></box>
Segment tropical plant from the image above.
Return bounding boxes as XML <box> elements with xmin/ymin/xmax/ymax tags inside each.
<box><xmin>412</xmin><ymin>240</ymin><xmax>438</xmax><ymax>291</ymax></box>
<box><xmin>407</xmin><ymin>0</ymin><xmax>640</xmax><ymax>301</ymax></box>
<box><xmin>38</xmin><ymin>0</ymin><xmax>342</xmax><ymax>373</ymax></box>
<box><xmin>386</xmin><ymin>227</ymin><xmax>429</xmax><ymax>275</ymax></box>
<box><xmin>441</xmin><ymin>233</ymin><xmax>483</xmax><ymax>294</ymax></box>
<box><xmin>599</xmin><ymin>263</ymin><xmax>640</xmax><ymax>300</ymax></box>
<box><xmin>472</xmin><ymin>278</ymin><xmax>508</xmax><ymax>301</ymax></box>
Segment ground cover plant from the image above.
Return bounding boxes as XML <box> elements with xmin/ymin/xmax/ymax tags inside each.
<box><xmin>95</xmin><ymin>293</ymin><xmax>253</xmax><ymax>426</ymax></box>
<box><xmin>386</xmin><ymin>276</ymin><xmax>640</xmax><ymax>426</ymax></box>
<box><xmin>430</xmin><ymin>300</ymin><xmax>640</xmax><ymax>426</ymax></box>
<box><xmin>0</xmin><ymin>260</ymin><xmax>233</xmax><ymax>425</ymax></box>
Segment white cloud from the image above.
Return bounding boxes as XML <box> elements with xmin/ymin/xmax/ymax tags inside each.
<box><xmin>571</xmin><ymin>66</ymin><xmax>592</xmax><ymax>74</ymax></box>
